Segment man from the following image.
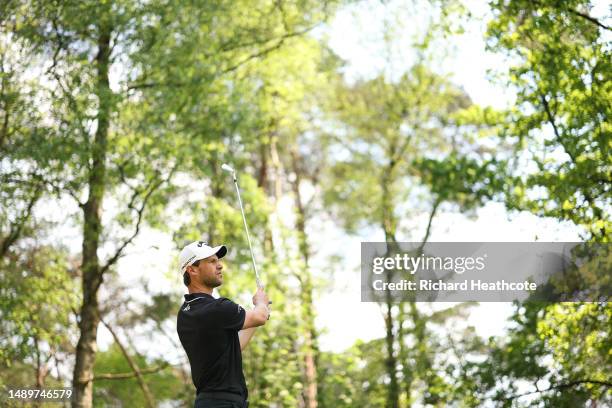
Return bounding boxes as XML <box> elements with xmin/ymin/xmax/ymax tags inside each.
<box><xmin>177</xmin><ymin>241</ymin><xmax>270</xmax><ymax>408</ymax></box>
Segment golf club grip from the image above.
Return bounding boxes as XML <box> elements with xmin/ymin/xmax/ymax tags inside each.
<box><xmin>255</xmin><ymin>279</ymin><xmax>271</xmax><ymax>305</ymax></box>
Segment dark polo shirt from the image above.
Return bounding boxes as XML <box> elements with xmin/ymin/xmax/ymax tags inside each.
<box><xmin>177</xmin><ymin>292</ymin><xmax>247</xmax><ymax>399</ymax></box>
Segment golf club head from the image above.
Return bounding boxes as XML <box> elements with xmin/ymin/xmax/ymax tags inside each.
<box><xmin>221</xmin><ymin>163</ymin><xmax>235</xmax><ymax>173</ymax></box>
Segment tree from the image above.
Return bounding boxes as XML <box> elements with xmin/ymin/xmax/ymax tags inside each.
<box><xmin>464</xmin><ymin>302</ymin><xmax>611</xmax><ymax>407</ymax></box>
<box><xmin>238</xmin><ymin>37</ymin><xmax>341</xmax><ymax>408</ymax></box>
<box><xmin>316</xmin><ymin>304</ymin><xmax>487</xmax><ymax>408</ymax></box>
<box><xmin>322</xmin><ymin>64</ymin><xmax>503</xmax><ymax>406</ymax></box>
<box><xmin>487</xmin><ymin>0</ymin><xmax>611</xmax><ymax>241</ymax></box>
<box><xmin>0</xmin><ymin>18</ymin><xmax>59</xmax><ymax>259</ymax></box>
<box><xmin>4</xmin><ymin>1</ymin><xmax>342</xmax><ymax>406</ymax></box>
<box><xmin>451</xmin><ymin>2</ymin><xmax>612</xmax><ymax>405</ymax></box>
<box><xmin>0</xmin><ymin>242</ymin><xmax>79</xmax><ymax>396</ymax></box>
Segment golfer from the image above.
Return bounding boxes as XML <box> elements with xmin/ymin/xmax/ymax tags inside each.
<box><xmin>177</xmin><ymin>241</ymin><xmax>270</xmax><ymax>408</ymax></box>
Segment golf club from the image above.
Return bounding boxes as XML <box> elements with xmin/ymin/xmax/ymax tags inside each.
<box><xmin>221</xmin><ymin>163</ymin><xmax>264</xmax><ymax>289</ymax></box>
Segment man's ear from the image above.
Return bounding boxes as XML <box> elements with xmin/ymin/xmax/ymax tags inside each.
<box><xmin>186</xmin><ymin>265</ymin><xmax>196</xmax><ymax>276</ymax></box>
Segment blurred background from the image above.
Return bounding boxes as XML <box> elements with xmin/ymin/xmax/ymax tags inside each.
<box><xmin>0</xmin><ymin>0</ymin><xmax>610</xmax><ymax>407</ymax></box>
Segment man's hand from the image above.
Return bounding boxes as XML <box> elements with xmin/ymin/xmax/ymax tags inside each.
<box><xmin>252</xmin><ymin>287</ymin><xmax>270</xmax><ymax>307</ymax></box>
<box><xmin>243</xmin><ymin>288</ymin><xmax>270</xmax><ymax>329</ymax></box>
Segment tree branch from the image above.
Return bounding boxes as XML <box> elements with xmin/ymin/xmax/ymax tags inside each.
<box><xmin>508</xmin><ymin>379</ymin><xmax>612</xmax><ymax>400</ymax></box>
<box><xmin>539</xmin><ymin>93</ymin><xmax>568</xmax><ymax>159</ymax></box>
<box><xmin>99</xmin><ymin>164</ymin><xmax>177</xmax><ymax>275</ymax></box>
<box><xmin>531</xmin><ymin>1</ymin><xmax>612</xmax><ymax>31</ymax></box>
<box><xmin>420</xmin><ymin>197</ymin><xmax>441</xmax><ymax>246</ymax></box>
<box><xmin>216</xmin><ymin>25</ymin><xmax>312</xmax><ymax>76</ymax></box>
<box><xmin>538</xmin><ymin>91</ymin><xmax>605</xmax><ymax>228</ymax></box>
<box><xmin>94</xmin><ymin>364</ymin><xmax>170</xmax><ymax>381</ymax></box>
<box><xmin>567</xmin><ymin>8</ymin><xmax>611</xmax><ymax>31</ymax></box>
<box><xmin>0</xmin><ymin>180</ymin><xmax>42</xmax><ymax>257</ymax></box>
<box><xmin>127</xmin><ymin>23</ymin><xmax>317</xmax><ymax>91</ymax></box>
<box><xmin>99</xmin><ymin>318</ymin><xmax>156</xmax><ymax>407</ymax></box>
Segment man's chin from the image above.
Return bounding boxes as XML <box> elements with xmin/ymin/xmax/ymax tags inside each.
<box><xmin>203</xmin><ymin>278</ymin><xmax>222</xmax><ymax>288</ymax></box>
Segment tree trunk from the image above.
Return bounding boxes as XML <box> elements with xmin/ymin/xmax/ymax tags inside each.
<box><xmin>33</xmin><ymin>337</ymin><xmax>48</xmax><ymax>408</ymax></box>
<box><xmin>289</xmin><ymin>148</ymin><xmax>319</xmax><ymax>408</ymax></box>
<box><xmin>381</xmin><ymin>164</ymin><xmax>399</xmax><ymax>408</ymax></box>
<box><xmin>397</xmin><ymin>303</ymin><xmax>413</xmax><ymax>408</ymax></box>
<box><xmin>257</xmin><ymin>136</ymin><xmax>269</xmax><ymax>191</ymax></box>
<box><xmin>384</xmin><ymin>287</ymin><xmax>399</xmax><ymax>408</ymax></box>
<box><xmin>72</xmin><ymin>23</ymin><xmax>112</xmax><ymax>408</ymax></box>
<box><xmin>260</xmin><ymin>129</ymin><xmax>281</xmax><ymax>253</ymax></box>
<box><xmin>399</xmin><ymin>200</ymin><xmax>439</xmax><ymax>406</ymax></box>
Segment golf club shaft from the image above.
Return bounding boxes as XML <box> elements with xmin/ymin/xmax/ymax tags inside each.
<box><xmin>231</xmin><ymin>173</ymin><xmax>263</xmax><ymax>289</ymax></box>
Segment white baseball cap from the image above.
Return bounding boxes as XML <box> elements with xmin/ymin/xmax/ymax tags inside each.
<box><xmin>179</xmin><ymin>241</ymin><xmax>227</xmax><ymax>273</ymax></box>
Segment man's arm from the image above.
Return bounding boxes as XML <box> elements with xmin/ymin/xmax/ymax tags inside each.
<box><xmin>239</xmin><ymin>289</ymin><xmax>270</xmax><ymax>350</ymax></box>
<box><xmin>238</xmin><ymin>327</ymin><xmax>257</xmax><ymax>351</ymax></box>
<box><xmin>241</xmin><ymin>303</ymin><xmax>269</xmax><ymax>329</ymax></box>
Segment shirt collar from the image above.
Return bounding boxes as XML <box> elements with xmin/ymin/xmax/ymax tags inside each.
<box><xmin>184</xmin><ymin>292</ymin><xmax>214</xmax><ymax>301</ymax></box>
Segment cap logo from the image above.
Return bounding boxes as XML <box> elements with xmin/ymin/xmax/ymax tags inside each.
<box><xmin>197</xmin><ymin>241</ymin><xmax>207</xmax><ymax>247</ymax></box>
<box><xmin>181</xmin><ymin>255</ymin><xmax>196</xmax><ymax>270</ymax></box>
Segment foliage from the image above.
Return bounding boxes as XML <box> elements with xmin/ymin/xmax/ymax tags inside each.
<box><xmin>0</xmin><ymin>243</ymin><xmax>78</xmax><ymax>369</ymax></box>
<box><xmin>0</xmin><ymin>0</ymin><xmax>609</xmax><ymax>407</ymax></box>
<box><xmin>93</xmin><ymin>344</ymin><xmax>183</xmax><ymax>407</ymax></box>
<box><xmin>467</xmin><ymin>302</ymin><xmax>611</xmax><ymax>407</ymax></box>
<box><xmin>316</xmin><ymin>304</ymin><xmax>488</xmax><ymax>407</ymax></box>
<box><xmin>322</xmin><ymin>64</ymin><xmax>502</xmax><ymax>238</ymax></box>
<box><xmin>460</xmin><ymin>2</ymin><xmax>612</xmax><ymax>405</ymax></box>
<box><xmin>2</xmin><ymin>0</ymin><xmax>342</xmax><ymax>406</ymax></box>
<box><xmin>487</xmin><ymin>0</ymin><xmax>611</xmax><ymax>241</ymax></box>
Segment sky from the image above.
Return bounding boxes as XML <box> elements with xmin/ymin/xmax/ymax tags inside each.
<box><xmin>323</xmin><ymin>0</ymin><xmax>513</xmax><ymax>107</ymax></box>
<box><xmin>307</xmin><ymin>0</ymin><xmax>587</xmax><ymax>351</ymax></box>
<box><xmin>92</xmin><ymin>0</ymin><xmax>593</xmax><ymax>359</ymax></box>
